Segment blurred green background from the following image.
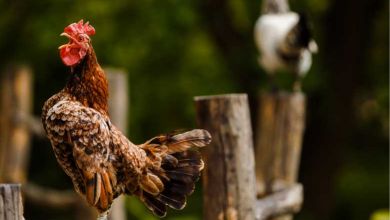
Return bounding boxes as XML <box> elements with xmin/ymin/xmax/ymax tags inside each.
<box><xmin>0</xmin><ymin>0</ymin><xmax>388</xmax><ymax>219</ymax></box>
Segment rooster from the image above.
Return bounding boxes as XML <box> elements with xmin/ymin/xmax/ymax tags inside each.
<box><xmin>42</xmin><ymin>20</ymin><xmax>211</xmax><ymax>219</ymax></box>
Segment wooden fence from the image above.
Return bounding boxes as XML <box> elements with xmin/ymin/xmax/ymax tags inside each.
<box><xmin>195</xmin><ymin>93</ymin><xmax>304</xmax><ymax>220</ymax></box>
<box><xmin>0</xmin><ymin>66</ymin><xmax>305</xmax><ymax>220</ymax></box>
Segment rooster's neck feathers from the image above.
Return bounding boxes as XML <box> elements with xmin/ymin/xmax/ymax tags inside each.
<box><xmin>65</xmin><ymin>47</ymin><xmax>109</xmax><ymax>115</ymax></box>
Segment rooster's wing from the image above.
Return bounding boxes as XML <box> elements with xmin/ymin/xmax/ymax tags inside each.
<box><xmin>44</xmin><ymin>100</ymin><xmax>116</xmax><ymax>212</ymax></box>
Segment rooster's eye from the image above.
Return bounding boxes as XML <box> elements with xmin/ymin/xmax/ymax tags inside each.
<box><xmin>78</xmin><ymin>35</ymin><xmax>85</xmax><ymax>41</ymax></box>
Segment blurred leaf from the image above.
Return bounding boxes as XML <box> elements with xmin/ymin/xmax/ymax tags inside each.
<box><xmin>370</xmin><ymin>210</ymin><xmax>390</xmax><ymax>220</ymax></box>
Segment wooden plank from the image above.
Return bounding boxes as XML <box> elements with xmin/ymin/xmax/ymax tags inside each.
<box><xmin>255</xmin><ymin>91</ymin><xmax>306</xmax><ymax>220</ymax></box>
<box><xmin>0</xmin><ymin>184</ymin><xmax>23</xmax><ymax>220</ymax></box>
<box><xmin>195</xmin><ymin>94</ymin><xmax>257</xmax><ymax>220</ymax></box>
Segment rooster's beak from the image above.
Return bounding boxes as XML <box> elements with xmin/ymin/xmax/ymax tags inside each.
<box><xmin>59</xmin><ymin>32</ymin><xmax>78</xmax><ymax>42</ymax></box>
<box><xmin>59</xmin><ymin>32</ymin><xmax>77</xmax><ymax>49</ymax></box>
<box><xmin>58</xmin><ymin>44</ymin><xmax>67</xmax><ymax>50</ymax></box>
<box><xmin>60</xmin><ymin>32</ymin><xmax>72</xmax><ymax>38</ymax></box>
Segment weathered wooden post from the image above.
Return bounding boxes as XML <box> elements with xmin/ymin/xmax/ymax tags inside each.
<box><xmin>261</xmin><ymin>0</ymin><xmax>289</xmax><ymax>13</ymax></box>
<box><xmin>0</xmin><ymin>65</ymin><xmax>32</xmax><ymax>183</ymax></box>
<box><xmin>0</xmin><ymin>184</ymin><xmax>23</xmax><ymax>220</ymax></box>
<box><xmin>255</xmin><ymin>92</ymin><xmax>306</xmax><ymax>220</ymax></box>
<box><xmin>106</xmin><ymin>68</ymin><xmax>128</xmax><ymax>220</ymax></box>
<box><xmin>195</xmin><ymin>94</ymin><xmax>257</xmax><ymax>220</ymax></box>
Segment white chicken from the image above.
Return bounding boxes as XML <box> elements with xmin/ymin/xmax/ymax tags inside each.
<box><xmin>254</xmin><ymin>12</ymin><xmax>318</xmax><ymax>91</ymax></box>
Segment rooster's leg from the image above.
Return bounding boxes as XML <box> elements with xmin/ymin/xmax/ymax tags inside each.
<box><xmin>97</xmin><ymin>210</ymin><xmax>109</xmax><ymax>220</ymax></box>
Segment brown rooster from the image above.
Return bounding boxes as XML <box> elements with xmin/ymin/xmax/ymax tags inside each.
<box><xmin>41</xmin><ymin>20</ymin><xmax>211</xmax><ymax>219</ymax></box>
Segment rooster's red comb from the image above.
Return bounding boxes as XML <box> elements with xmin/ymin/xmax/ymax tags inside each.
<box><xmin>64</xmin><ymin>19</ymin><xmax>95</xmax><ymax>37</ymax></box>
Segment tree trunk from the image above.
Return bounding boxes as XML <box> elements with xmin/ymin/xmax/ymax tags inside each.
<box><xmin>299</xmin><ymin>0</ymin><xmax>385</xmax><ymax>219</ymax></box>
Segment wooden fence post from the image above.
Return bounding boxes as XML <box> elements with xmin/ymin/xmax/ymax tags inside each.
<box><xmin>261</xmin><ymin>0</ymin><xmax>289</xmax><ymax>13</ymax></box>
<box><xmin>0</xmin><ymin>184</ymin><xmax>23</xmax><ymax>220</ymax></box>
<box><xmin>0</xmin><ymin>66</ymin><xmax>32</xmax><ymax>183</ymax></box>
<box><xmin>106</xmin><ymin>68</ymin><xmax>128</xmax><ymax>220</ymax></box>
<box><xmin>195</xmin><ymin>94</ymin><xmax>257</xmax><ymax>220</ymax></box>
<box><xmin>255</xmin><ymin>91</ymin><xmax>306</xmax><ymax>220</ymax></box>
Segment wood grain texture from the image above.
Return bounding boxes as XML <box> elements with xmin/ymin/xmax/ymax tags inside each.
<box><xmin>0</xmin><ymin>184</ymin><xmax>24</xmax><ymax>220</ymax></box>
<box><xmin>255</xmin><ymin>91</ymin><xmax>306</xmax><ymax>220</ymax></box>
<box><xmin>255</xmin><ymin>184</ymin><xmax>303</xmax><ymax>220</ymax></box>
<box><xmin>195</xmin><ymin>94</ymin><xmax>257</xmax><ymax>220</ymax></box>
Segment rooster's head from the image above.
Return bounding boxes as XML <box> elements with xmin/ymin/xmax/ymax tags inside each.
<box><xmin>59</xmin><ymin>20</ymin><xmax>95</xmax><ymax>66</ymax></box>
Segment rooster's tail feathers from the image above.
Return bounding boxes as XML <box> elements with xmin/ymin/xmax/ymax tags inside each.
<box><xmin>137</xmin><ymin>129</ymin><xmax>211</xmax><ymax>217</ymax></box>
<box><xmin>139</xmin><ymin>150</ymin><xmax>204</xmax><ymax>217</ymax></box>
<box><xmin>144</xmin><ymin>129</ymin><xmax>211</xmax><ymax>154</ymax></box>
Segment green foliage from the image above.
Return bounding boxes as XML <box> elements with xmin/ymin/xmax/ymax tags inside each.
<box><xmin>370</xmin><ymin>210</ymin><xmax>390</xmax><ymax>220</ymax></box>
